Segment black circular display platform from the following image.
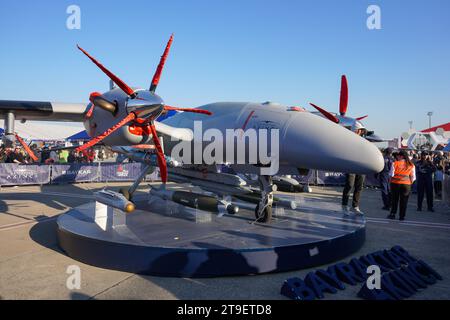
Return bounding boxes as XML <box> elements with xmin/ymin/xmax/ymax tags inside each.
<box><xmin>57</xmin><ymin>192</ymin><xmax>365</xmax><ymax>277</ymax></box>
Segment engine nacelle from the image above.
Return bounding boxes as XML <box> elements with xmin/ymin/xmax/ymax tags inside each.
<box><xmin>83</xmin><ymin>88</ymin><xmax>165</xmax><ymax>146</ymax></box>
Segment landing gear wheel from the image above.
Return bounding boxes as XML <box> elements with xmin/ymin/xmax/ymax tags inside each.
<box><xmin>255</xmin><ymin>204</ymin><xmax>272</xmax><ymax>223</ymax></box>
<box><xmin>119</xmin><ymin>188</ymin><xmax>132</xmax><ymax>201</ymax></box>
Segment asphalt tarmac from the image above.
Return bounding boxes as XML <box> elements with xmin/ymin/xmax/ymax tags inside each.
<box><xmin>0</xmin><ymin>182</ymin><xmax>449</xmax><ymax>300</ymax></box>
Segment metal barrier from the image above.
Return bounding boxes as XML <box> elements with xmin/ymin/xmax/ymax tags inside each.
<box><xmin>0</xmin><ymin>163</ymin><xmax>159</xmax><ymax>186</ymax></box>
<box><xmin>0</xmin><ymin>164</ymin><xmax>51</xmax><ymax>186</ymax></box>
<box><xmin>301</xmin><ymin>172</ymin><xmax>380</xmax><ymax>187</ymax></box>
<box><xmin>0</xmin><ymin>163</ymin><xmax>382</xmax><ymax>188</ymax></box>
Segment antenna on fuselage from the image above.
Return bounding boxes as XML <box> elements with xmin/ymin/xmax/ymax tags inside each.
<box><xmin>109</xmin><ymin>80</ymin><xmax>115</xmax><ymax>90</ymax></box>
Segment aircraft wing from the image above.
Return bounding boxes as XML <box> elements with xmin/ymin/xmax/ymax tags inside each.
<box><xmin>0</xmin><ymin>100</ymin><xmax>86</xmax><ymax>122</ymax></box>
<box><xmin>0</xmin><ymin>100</ymin><xmax>194</xmax><ymax>145</ymax></box>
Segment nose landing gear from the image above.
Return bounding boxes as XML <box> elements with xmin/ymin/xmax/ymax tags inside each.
<box><xmin>255</xmin><ymin>175</ymin><xmax>276</xmax><ymax>223</ymax></box>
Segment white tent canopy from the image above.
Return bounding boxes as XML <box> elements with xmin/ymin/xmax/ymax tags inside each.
<box><xmin>0</xmin><ymin>120</ymin><xmax>84</xmax><ymax>140</ymax></box>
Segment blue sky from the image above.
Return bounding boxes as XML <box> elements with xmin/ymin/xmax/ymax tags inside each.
<box><xmin>0</xmin><ymin>0</ymin><xmax>449</xmax><ymax>138</ymax></box>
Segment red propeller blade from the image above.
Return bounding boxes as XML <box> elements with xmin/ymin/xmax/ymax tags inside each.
<box><xmin>150</xmin><ymin>34</ymin><xmax>174</xmax><ymax>93</ymax></box>
<box><xmin>76</xmin><ymin>113</ymin><xmax>137</xmax><ymax>153</ymax></box>
<box><xmin>148</xmin><ymin>123</ymin><xmax>168</xmax><ymax>183</ymax></box>
<box><xmin>356</xmin><ymin>115</ymin><xmax>368</xmax><ymax>121</ymax></box>
<box><xmin>309</xmin><ymin>103</ymin><xmax>340</xmax><ymax>123</ymax></box>
<box><xmin>339</xmin><ymin>75</ymin><xmax>348</xmax><ymax>116</ymax></box>
<box><xmin>164</xmin><ymin>106</ymin><xmax>212</xmax><ymax>115</ymax></box>
<box><xmin>15</xmin><ymin>134</ymin><xmax>38</xmax><ymax>162</ymax></box>
<box><xmin>77</xmin><ymin>45</ymin><xmax>136</xmax><ymax>97</ymax></box>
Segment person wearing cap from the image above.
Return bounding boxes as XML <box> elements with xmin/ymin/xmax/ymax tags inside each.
<box><xmin>416</xmin><ymin>151</ymin><xmax>436</xmax><ymax>212</ymax></box>
<box><xmin>379</xmin><ymin>148</ymin><xmax>394</xmax><ymax>210</ymax></box>
<box><xmin>388</xmin><ymin>150</ymin><xmax>416</xmax><ymax>221</ymax></box>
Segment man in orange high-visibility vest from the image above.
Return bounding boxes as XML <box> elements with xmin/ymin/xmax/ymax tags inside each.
<box><xmin>387</xmin><ymin>150</ymin><xmax>416</xmax><ymax>221</ymax></box>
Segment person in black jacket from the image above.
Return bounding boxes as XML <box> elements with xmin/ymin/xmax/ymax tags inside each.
<box><xmin>67</xmin><ymin>150</ymin><xmax>77</xmax><ymax>163</ymax></box>
<box><xmin>416</xmin><ymin>151</ymin><xmax>436</xmax><ymax>212</ymax></box>
<box><xmin>6</xmin><ymin>146</ymin><xmax>24</xmax><ymax>164</ymax></box>
<box><xmin>40</xmin><ymin>147</ymin><xmax>50</xmax><ymax>164</ymax></box>
<box><xmin>379</xmin><ymin>148</ymin><xmax>394</xmax><ymax>210</ymax></box>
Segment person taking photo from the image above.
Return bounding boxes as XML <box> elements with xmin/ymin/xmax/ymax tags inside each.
<box><xmin>416</xmin><ymin>151</ymin><xmax>436</xmax><ymax>212</ymax></box>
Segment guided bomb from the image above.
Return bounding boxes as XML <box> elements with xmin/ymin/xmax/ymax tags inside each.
<box><xmin>94</xmin><ymin>189</ymin><xmax>135</xmax><ymax>213</ymax></box>
<box><xmin>150</xmin><ymin>188</ymin><xmax>239</xmax><ymax>215</ymax></box>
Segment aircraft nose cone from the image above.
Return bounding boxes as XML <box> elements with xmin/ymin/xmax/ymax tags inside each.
<box><xmin>281</xmin><ymin>112</ymin><xmax>384</xmax><ymax>174</ymax></box>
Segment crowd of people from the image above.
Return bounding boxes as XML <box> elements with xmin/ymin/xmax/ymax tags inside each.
<box><xmin>378</xmin><ymin>148</ymin><xmax>450</xmax><ymax>220</ymax></box>
<box><xmin>0</xmin><ymin>144</ymin><xmax>114</xmax><ymax>164</ymax></box>
<box><xmin>339</xmin><ymin>147</ymin><xmax>449</xmax><ymax>221</ymax></box>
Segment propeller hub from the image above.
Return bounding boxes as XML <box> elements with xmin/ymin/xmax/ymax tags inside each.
<box><xmin>126</xmin><ymin>90</ymin><xmax>165</xmax><ymax>120</ymax></box>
